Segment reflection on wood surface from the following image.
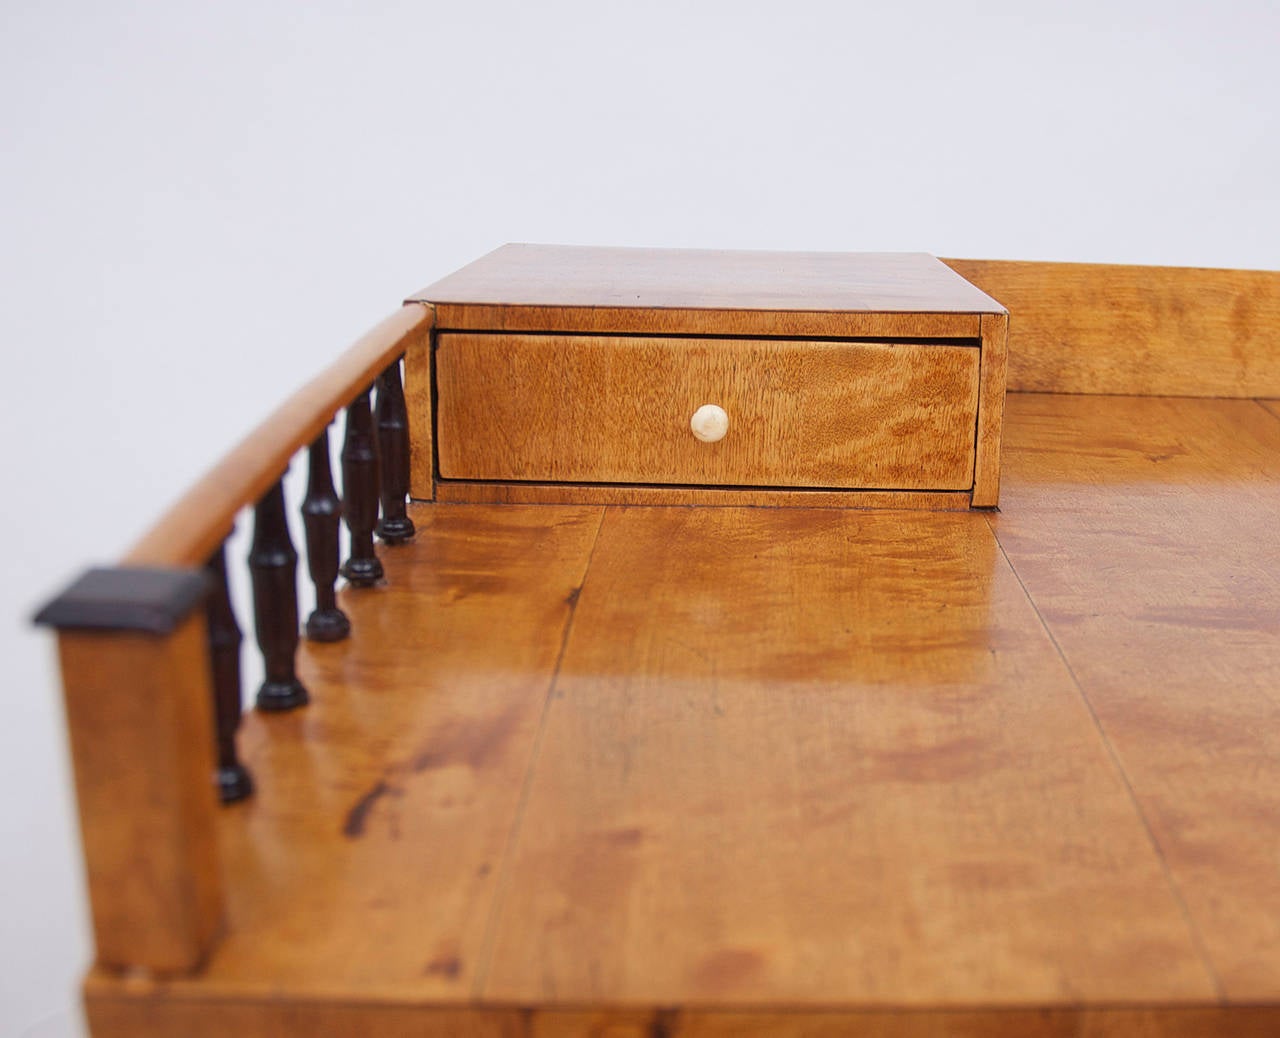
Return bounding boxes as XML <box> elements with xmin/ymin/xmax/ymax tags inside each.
<box><xmin>87</xmin><ymin>393</ymin><xmax>1280</xmax><ymax>1035</ymax></box>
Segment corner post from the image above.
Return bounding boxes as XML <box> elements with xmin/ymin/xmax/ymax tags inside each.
<box><xmin>35</xmin><ymin>567</ymin><xmax>225</xmax><ymax>974</ymax></box>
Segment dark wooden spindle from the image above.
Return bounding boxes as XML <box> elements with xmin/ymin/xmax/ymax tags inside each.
<box><xmin>302</xmin><ymin>427</ymin><xmax>351</xmax><ymax>641</ymax></box>
<box><xmin>249</xmin><ymin>477</ymin><xmax>309</xmax><ymax>711</ymax></box>
<box><xmin>375</xmin><ymin>358</ymin><xmax>415</xmax><ymax>544</ymax></box>
<box><xmin>204</xmin><ymin>542</ymin><xmax>253</xmax><ymax>802</ymax></box>
<box><xmin>340</xmin><ymin>385</ymin><xmax>384</xmax><ymax>586</ymax></box>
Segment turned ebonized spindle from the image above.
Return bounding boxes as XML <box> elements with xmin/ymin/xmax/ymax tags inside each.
<box><xmin>302</xmin><ymin>427</ymin><xmax>351</xmax><ymax>641</ymax></box>
<box><xmin>249</xmin><ymin>477</ymin><xmax>309</xmax><ymax>711</ymax></box>
<box><xmin>340</xmin><ymin>385</ymin><xmax>384</xmax><ymax>586</ymax></box>
<box><xmin>375</xmin><ymin>358</ymin><xmax>415</xmax><ymax>544</ymax></box>
<box><xmin>205</xmin><ymin>541</ymin><xmax>253</xmax><ymax>802</ymax></box>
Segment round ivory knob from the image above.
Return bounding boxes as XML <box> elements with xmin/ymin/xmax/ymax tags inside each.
<box><xmin>690</xmin><ymin>404</ymin><xmax>729</xmax><ymax>443</ymax></box>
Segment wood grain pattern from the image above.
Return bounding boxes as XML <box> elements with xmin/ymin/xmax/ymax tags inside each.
<box><xmin>126</xmin><ymin>304</ymin><xmax>433</xmax><ymax>568</ymax></box>
<box><xmin>404</xmin><ymin>311</ymin><xmax>436</xmax><ymax>500</ymax></box>
<box><xmin>436</xmin><ymin>334</ymin><xmax>980</xmax><ymax>491</ymax></box>
<box><xmin>427</xmin><ymin>305</ymin><xmax>982</xmax><ymax>339</ymax></box>
<box><xmin>944</xmin><ymin>258</ymin><xmax>1280</xmax><ymax>397</ymax></box>
<box><xmin>167</xmin><ymin>503</ymin><xmax>602</xmax><ymax>1001</ymax></box>
<box><xmin>81</xmin><ymin>983</ymin><xmax>1280</xmax><ymax>1038</ymax></box>
<box><xmin>990</xmin><ymin>392</ymin><xmax>1280</xmax><ymax>1000</ymax></box>
<box><xmin>84</xmin><ymin>986</ymin><xmax>522</xmax><ymax>1038</ymax></box>
<box><xmin>483</xmin><ymin>506</ymin><xmax>1212</xmax><ymax>1006</ymax></box>
<box><xmin>413</xmin><ymin>244</ymin><xmax>1004</xmax><ymax>321</ymax></box>
<box><xmin>672</xmin><ymin>1010</ymin><xmax>1280</xmax><ymax>1038</ymax></box>
<box><xmin>57</xmin><ymin>614</ymin><xmax>224</xmax><ymax>973</ymax></box>
<box><xmin>432</xmin><ymin>481</ymin><xmax>972</xmax><ymax>510</ymax></box>
<box><xmin>971</xmin><ymin>311</ymin><xmax>1008</xmax><ymax>506</ymax></box>
<box><xmin>62</xmin><ymin>394</ymin><xmax>1280</xmax><ymax>1033</ymax></box>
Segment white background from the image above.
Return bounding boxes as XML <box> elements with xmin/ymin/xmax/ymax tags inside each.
<box><xmin>2</xmin><ymin>2</ymin><xmax>1277</xmax><ymax>1034</ymax></box>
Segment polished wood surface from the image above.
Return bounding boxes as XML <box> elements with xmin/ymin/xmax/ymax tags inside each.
<box><xmin>202</xmin><ymin>505</ymin><xmax>599</xmax><ymax>1001</ymax></box>
<box><xmin>125</xmin><ymin>304</ymin><xmax>433</xmax><ymax>568</ymax></box>
<box><xmin>433</xmin><ymin>481</ymin><xmax>972</xmax><ymax>510</ymax></box>
<box><xmin>423</xmin><ymin>306</ymin><xmax>982</xmax><ymax>339</ymax></box>
<box><xmin>991</xmin><ymin>393</ymin><xmax>1280</xmax><ymax>1000</ymax></box>
<box><xmin>483</xmin><ymin>505</ymin><xmax>1205</xmax><ymax>1006</ymax></box>
<box><xmin>415</xmin><ymin>244</ymin><xmax>1004</xmax><ymax>313</ymax></box>
<box><xmin>970</xmin><ymin>312</ymin><xmax>1008</xmax><ymax>506</ymax></box>
<box><xmin>436</xmin><ymin>334</ymin><xmax>981</xmax><ymax>491</ymax></box>
<box><xmin>84</xmin><ymin>393</ymin><xmax>1280</xmax><ymax>1033</ymax></box>
<box><xmin>404</xmin><ymin>315</ymin><xmax>436</xmax><ymax>501</ymax></box>
<box><xmin>57</xmin><ymin>614</ymin><xmax>224</xmax><ymax>974</ymax></box>
<box><xmin>79</xmin><ymin>991</ymin><xmax>1280</xmax><ymax>1038</ymax></box>
<box><xmin>414</xmin><ymin>245</ymin><xmax>998</xmax><ymax>338</ymax></box>
<box><xmin>944</xmin><ymin>258</ymin><xmax>1280</xmax><ymax>397</ymax></box>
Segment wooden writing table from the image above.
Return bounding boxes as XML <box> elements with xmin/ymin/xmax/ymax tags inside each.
<box><xmin>37</xmin><ymin>253</ymin><xmax>1280</xmax><ymax>1036</ymax></box>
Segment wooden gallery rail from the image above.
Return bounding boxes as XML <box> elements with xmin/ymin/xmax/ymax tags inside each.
<box><xmin>35</xmin><ymin>302</ymin><xmax>434</xmax><ymax>975</ymax></box>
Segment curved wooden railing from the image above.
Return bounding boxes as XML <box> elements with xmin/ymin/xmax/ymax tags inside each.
<box><xmin>35</xmin><ymin>302</ymin><xmax>433</xmax><ymax>975</ymax></box>
<box><xmin>126</xmin><ymin>304</ymin><xmax>433</xmax><ymax>568</ymax></box>
<box><xmin>140</xmin><ymin>300</ymin><xmax>433</xmax><ymax>791</ymax></box>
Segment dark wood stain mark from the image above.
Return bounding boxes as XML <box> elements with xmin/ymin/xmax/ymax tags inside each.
<box><xmin>947</xmin><ymin>859</ymin><xmax>1038</xmax><ymax>889</ymax></box>
<box><xmin>441</xmin><ymin>573</ymin><xmax>515</xmax><ymax>603</ymax></box>
<box><xmin>411</xmin><ymin>705</ymin><xmax>524</xmax><ymax>773</ymax></box>
<box><xmin>1137</xmin><ymin>604</ymin><xmax>1280</xmax><ymax>634</ymax></box>
<box><xmin>1108</xmin><ymin>698</ymin><xmax>1263</xmax><ymax>757</ymax></box>
<box><xmin>1230</xmin><ymin>292</ymin><xmax>1258</xmax><ymax>359</ymax></box>
<box><xmin>863</xmin><ymin>735</ymin><xmax>993</xmax><ymax>784</ymax></box>
<box><xmin>691</xmin><ymin>947</ymin><xmax>765</xmax><ymax>990</ymax></box>
<box><xmin>605</xmin><ymin>826</ymin><xmax>646</xmax><ymax>847</ymax></box>
<box><xmin>1058</xmin><ymin>436</ymin><xmax>1192</xmax><ymax>462</ymax></box>
<box><xmin>564</xmin><ymin>585</ymin><xmax>582</xmax><ymax>607</ymax></box>
<box><xmin>341</xmin><ymin>707</ymin><xmax>525</xmax><ymax>839</ymax></box>
<box><xmin>423</xmin><ymin>955</ymin><xmax>462</xmax><ymax>979</ymax></box>
<box><xmin>343</xmin><ymin>779</ymin><xmax>394</xmax><ymax>838</ymax></box>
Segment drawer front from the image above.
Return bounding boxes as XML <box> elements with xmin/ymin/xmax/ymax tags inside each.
<box><xmin>435</xmin><ymin>334</ymin><xmax>980</xmax><ymax>491</ymax></box>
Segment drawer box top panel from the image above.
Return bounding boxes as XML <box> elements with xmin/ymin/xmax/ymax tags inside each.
<box><xmin>410</xmin><ymin>244</ymin><xmax>1006</xmax><ymax>338</ymax></box>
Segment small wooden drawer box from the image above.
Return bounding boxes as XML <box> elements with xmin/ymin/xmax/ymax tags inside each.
<box><xmin>407</xmin><ymin>245</ymin><xmax>1008</xmax><ymax>509</ymax></box>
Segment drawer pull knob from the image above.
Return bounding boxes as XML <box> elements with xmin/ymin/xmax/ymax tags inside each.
<box><xmin>690</xmin><ymin>404</ymin><xmax>729</xmax><ymax>443</ymax></box>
